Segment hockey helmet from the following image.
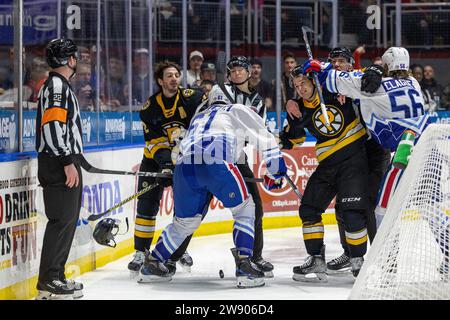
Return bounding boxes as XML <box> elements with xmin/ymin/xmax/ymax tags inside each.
<box><xmin>226</xmin><ymin>56</ymin><xmax>251</xmax><ymax>77</ymax></box>
<box><xmin>382</xmin><ymin>47</ymin><xmax>409</xmax><ymax>72</ymax></box>
<box><xmin>328</xmin><ymin>47</ymin><xmax>355</xmax><ymax>65</ymax></box>
<box><xmin>208</xmin><ymin>85</ymin><xmax>231</xmax><ymax>105</ymax></box>
<box><xmin>46</xmin><ymin>38</ymin><xmax>79</xmax><ymax>68</ymax></box>
<box><xmin>93</xmin><ymin>217</ymin><xmax>128</xmax><ymax>248</ymax></box>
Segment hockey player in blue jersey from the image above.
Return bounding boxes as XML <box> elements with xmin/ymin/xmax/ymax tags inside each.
<box><xmin>137</xmin><ymin>86</ymin><xmax>287</xmax><ymax>288</ymax></box>
<box><xmin>303</xmin><ymin>47</ymin><xmax>431</xmax><ymax>226</ymax></box>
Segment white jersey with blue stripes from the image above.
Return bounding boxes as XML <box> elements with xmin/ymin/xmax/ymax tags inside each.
<box><xmin>325</xmin><ymin>69</ymin><xmax>429</xmax><ymax>151</ymax></box>
<box><xmin>179</xmin><ymin>103</ymin><xmax>280</xmax><ymax>165</ymax></box>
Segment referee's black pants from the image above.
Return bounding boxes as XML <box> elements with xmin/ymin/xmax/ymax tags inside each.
<box><xmin>237</xmin><ymin>162</ymin><xmax>264</xmax><ymax>259</ymax></box>
<box><xmin>37</xmin><ymin>154</ymin><xmax>82</xmax><ymax>283</ymax></box>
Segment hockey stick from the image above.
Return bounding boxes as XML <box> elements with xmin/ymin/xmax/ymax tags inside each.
<box><xmin>285</xmin><ymin>174</ymin><xmax>303</xmax><ymax>200</ymax></box>
<box><xmin>215</xmin><ymin>50</ymin><xmax>236</xmax><ymax>103</ymax></box>
<box><xmin>87</xmin><ymin>183</ymin><xmax>158</xmax><ymax>221</ymax></box>
<box><xmin>79</xmin><ymin>155</ymin><xmax>264</xmax><ymax>183</ymax></box>
<box><xmin>301</xmin><ymin>26</ymin><xmax>330</xmax><ymax>127</ymax></box>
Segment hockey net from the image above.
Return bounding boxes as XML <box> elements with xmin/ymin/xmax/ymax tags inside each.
<box><xmin>350</xmin><ymin>124</ymin><xmax>450</xmax><ymax>300</ymax></box>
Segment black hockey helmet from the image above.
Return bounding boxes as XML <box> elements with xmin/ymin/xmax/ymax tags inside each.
<box><xmin>226</xmin><ymin>56</ymin><xmax>251</xmax><ymax>77</ymax></box>
<box><xmin>93</xmin><ymin>217</ymin><xmax>129</xmax><ymax>248</ymax></box>
<box><xmin>46</xmin><ymin>38</ymin><xmax>78</xmax><ymax>68</ymax></box>
<box><xmin>328</xmin><ymin>47</ymin><xmax>354</xmax><ymax>65</ymax></box>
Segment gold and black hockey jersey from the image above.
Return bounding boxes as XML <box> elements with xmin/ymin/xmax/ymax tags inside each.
<box><xmin>140</xmin><ymin>87</ymin><xmax>206</xmax><ymax>165</ymax></box>
<box><xmin>281</xmin><ymin>88</ymin><xmax>367</xmax><ymax>166</ymax></box>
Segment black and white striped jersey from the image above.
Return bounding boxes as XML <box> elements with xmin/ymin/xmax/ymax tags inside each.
<box><xmin>36</xmin><ymin>72</ymin><xmax>83</xmax><ymax>165</ymax></box>
<box><xmin>212</xmin><ymin>83</ymin><xmax>266</xmax><ymax>121</ymax></box>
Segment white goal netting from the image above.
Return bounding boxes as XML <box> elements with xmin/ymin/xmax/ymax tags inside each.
<box><xmin>350</xmin><ymin>124</ymin><xmax>450</xmax><ymax>300</ymax></box>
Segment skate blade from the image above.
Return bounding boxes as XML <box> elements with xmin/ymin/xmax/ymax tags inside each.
<box><xmin>35</xmin><ymin>291</ymin><xmax>74</xmax><ymax>300</ymax></box>
<box><xmin>137</xmin><ymin>274</ymin><xmax>172</xmax><ymax>283</ymax></box>
<box><xmin>177</xmin><ymin>261</ymin><xmax>192</xmax><ymax>273</ymax></box>
<box><xmin>264</xmin><ymin>271</ymin><xmax>274</xmax><ymax>278</ymax></box>
<box><xmin>292</xmin><ymin>272</ymin><xmax>328</xmax><ymax>283</ymax></box>
<box><xmin>73</xmin><ymin>290</ymin><xmax>84</xmax><ymax>299</ymax></box>
<box><xmin>236</xmin><ymin>276</ymin><xmax>265</xmax><ymax>288</ymax></box>
<box><xmin>326</xmin><ymin>267</ymin><xmax>351</xmax><ymax>275</ymax></box>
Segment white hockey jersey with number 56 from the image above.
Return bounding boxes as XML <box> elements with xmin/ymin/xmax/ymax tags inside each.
<box><xmin>325</xmin><ymin>69</ymin><xmax>431</xmax><ymax>151</ymax></box>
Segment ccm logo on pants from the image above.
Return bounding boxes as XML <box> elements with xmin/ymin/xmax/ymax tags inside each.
<box><xmin>341</xmin><ymin>197</ymin><xmax>361</xmax><ymax>202</ymax></box>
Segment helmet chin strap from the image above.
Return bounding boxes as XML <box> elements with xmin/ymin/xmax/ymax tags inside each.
<box><xmin>229</xmin><ymin>73</ymin><xmax>251</xmax><ymax>86</ymax></box>
<box><xmin>68</xmin><ymin>60</ymin><xmax>77</xmax><ymax>79</ymax></box>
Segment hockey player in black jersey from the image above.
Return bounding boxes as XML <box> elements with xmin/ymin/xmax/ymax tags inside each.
<box><xmin>128</xmin><ymin>61</ymin><xmax>207</xmax><ymax>276</ymax></box>
<box><xmin>213</xmin><ymin>56</ymin><xmax>273</xmax><ymax>277</ymax></box>
<box><xmin>285</xmin><ymin>48</ymin><xmax>391</xmax><ymax>274</ymax></box>
<box><xmin>280</xmin><ymin>65</ymin><xmax>370</xmax><ymax>281</ymax></box>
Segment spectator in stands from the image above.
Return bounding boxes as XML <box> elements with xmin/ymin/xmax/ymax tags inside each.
<box><xmin>278</xmin><ymin>52</ymin><xmax>298</xmax><ymax>111</ymax></box>
<box><xmin>132</xmin><ymin>48</ymin><xmax>151</xmax><ymax>105</ymax></box>
<box><xmin>410</xmin><ymin>63</ymin><xmax>436</xmax><ymax>113</ymax></box>
<box><xmin>73</xmin><ymin>62</ymin><xmax>95</xmax><ymax>111</ymax></box>
<box><xmin>78</xmin><ymin>46</ymin><xmax>91</xmax><ymax>64</ymax></box>
<box><xmin>249</xmin><ymin>59</ymin><xmax>273</xmax><ymax>111</ymax></box>
<box><xmin>441</xmin><ymin>84</ymin><xmax>450</xmax><ymax>111</ymax></box>
<box><xmin>104</xmin><ymin>56</ymin><xmax>127</xmax><ymax>111</ymax></box>
<box><xmin>158</xmin><ymin>1</ymin><xmax>182</xmax><ymax>40</ymax></box>
<box><xmin>186</xmin><ymin>50</ymin><xmax>204</xmax><ymax>87</ymax></box>
<box><xmin>422</xmin><ymin>65</ymin><xmax>444</xmax><ymax>110</ymax></box>
<box><xmin>200</xmin><ymin>79</ymin><xmax>214</xmax><ymax>95</ymax></box>
<box><xmin>26</xmin><ymin>57</ymin><xmax>49</xmax><ymax>102</ymax></box>
<box><xmin>199</xmin><ymin>62</ymin><xmax>217</xmax><ymax>85</ymax></box>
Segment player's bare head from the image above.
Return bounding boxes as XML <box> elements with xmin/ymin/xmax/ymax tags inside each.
<box><xmin>382</xmin><ymin>47</ymin><xmax>410</xmax><ymax>78</ymax></box>
<box><xmin>283</xmin><ymin>52</ymin><xmax>297</xmax><ymax>73</ymax></box>
<box><xmin>328</xmin><ymin>47</ymin><xmax>354</xmax><ymax>72</ymax></box>
<box><xmin>154</xmin><ymin>60</ymin><xmax>181</xmax><ymax>93</ymax></box>
<box><xmin>291</xmin><ymin>66</ymin><xmax>314</xmax><ymax>100</ymax></box>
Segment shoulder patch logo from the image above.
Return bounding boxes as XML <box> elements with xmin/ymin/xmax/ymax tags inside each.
<box><xmin>182</xmin><ymin>89</ymin><xmax>194</xmax><ymax>97</ymax></box>
<box><xmin>142</xmin><ymin>100</ymin><xmax>151</xmax><ymax>110</ymax></box>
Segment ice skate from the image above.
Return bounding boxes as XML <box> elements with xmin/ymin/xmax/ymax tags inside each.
<box><xmin>326</xmin><ymin>253</ymin><xmax>351</xmax><ymax>274</ymax></box>
<box><xmin>236</xmin><ymin>257</ymin><xmax>265</xmax><ymax>288</ymax></box>
<box><xmin>128</xmin><ymin>251</ymin><xmax>145</xmax><ymax>278</ymax></box>
<box><xmin>178</xmin><ymin>252</ymin><xmax>193</xmax><ymax>272</ymax></box>
<box><xmin>350</xmin><ymin>257</ymin><xmax>364</xmax><ymax>278</ymax></box>
<box><xmin>63</xmin><ymin>278</ymin><xmax>84</xmax><ymax>299</ymax></box>
<box><xmin>251</xmin><ymin>256</ymin><xmax>274</xmax><ymax>278</ymax></box>
<box><xmin>293</xmin><ymin>246</ymin><xmax>327</xmax><ymax>283</ymax></box>
<box><xmin>35</xmin><ymin>280</ymin><xmax>74</xmax><ymax>300</ymax></box>
<box><xmin>137</xmin><ymin>256</ymin><xmax>172</xmax><ymax>283</ymax></box>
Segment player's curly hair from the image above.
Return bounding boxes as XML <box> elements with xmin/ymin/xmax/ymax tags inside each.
<box><xmin>154</xmin><ymin>60</ymin><xmax>181</xmax><ymax>88</ymax></box>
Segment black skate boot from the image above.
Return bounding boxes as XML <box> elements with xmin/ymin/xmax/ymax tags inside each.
<box><xmin>350</xmin><ymin>257</ymin><xmax>364</xmax><ymax>278</ymax></box>
<box><xmin>36</xmin><ymin>279</ymin><xmax>74</xmax><ymax>300</ymax></box>
<box><xmin>62</xmin><ymin>278</ymin><xmax>84</xmax><ymax>299</ymax></box>
<box><xmin>178</xmin><ymin>252</ymin><xmax>193</xmax><ymax>272</ymax></box>
<box><xmin>128</xmin><ymin>250</ymin><xmax>145</xmax><ymax>278</ymax></box>
<box><xmin>326</xmin><ymin>252</ymin><xmax>351</xmax><ymax>274</ymax></box>
<box><xmin>236</xmin><ymin>257</ymin><xmax>265</xmax><ymax>288</ymax></box>
<box><xmin>165</xmin><ymin>259</ymin><xmax>177</xmax><ymax>277</ymax></box>
<box><xmin>251</xmin><ymin>256</ymin><xmax>274</xmax><ymax>278</ymax></box>
<box><xmin>137</xmin><ymin>253</ymin><xmax>172</xmax><ymax>283</ymax></box>
<box><xmin>293</xmin><ymin>246</ymin><xmax>327</xmax><ymax>283</ymax></box>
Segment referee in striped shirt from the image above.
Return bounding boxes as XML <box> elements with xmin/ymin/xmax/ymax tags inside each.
<box><xmin>35</xmin><ymin>38</ymin><xmax>84</xmax><ymax>299</ymax></box>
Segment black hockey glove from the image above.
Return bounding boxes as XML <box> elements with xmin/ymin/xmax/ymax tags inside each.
<box><xmin>278</xmin><ymin>131</ymin><xmax>293</xmax><ymax>150</ymax></box>
<box><xmin>361</xmin><ymin>64</ymin><xmax>383</xmax><ymax>94</ymax></box>
<box><xmin>157</xmin><ymin>162</ymin><xmax>174</xmax><ymax>188</ymax></box>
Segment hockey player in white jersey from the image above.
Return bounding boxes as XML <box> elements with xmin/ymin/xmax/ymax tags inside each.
<box><xmin>305</xmin><ymin>47</ymin><xmax>431</xmax><ymax>226</ymax></box>
<box><xmin>212</xmin><ymin>56</ymin><xmax>274</xmax><ymax>276</ymax></box>
<box><xmin>137</xmin><ymin>87</ymin><xmax>287</xmax><ymax>288</ymax></box>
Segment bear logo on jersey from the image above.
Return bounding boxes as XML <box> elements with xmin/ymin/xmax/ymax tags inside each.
<box><xmin>312</xmin><ymin>105</ymin><xmax>344</xmax><ymax>136</ymax></box>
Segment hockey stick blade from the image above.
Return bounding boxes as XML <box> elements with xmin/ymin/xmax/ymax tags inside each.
<box><xmin>285</xmin><ymin>175</ymin><xmax>303</xmax><ymax>200</ymax></box>
<box><xmin>87</xmin><ymin>183</ymin><xmax>159</xmax><ymax>221</ymax></box>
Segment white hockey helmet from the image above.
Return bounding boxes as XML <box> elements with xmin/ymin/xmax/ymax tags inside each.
<box><xmin>208</xmin><ymin>85</ymin><xmax>231</xmax><ymax>105</ymax></box>
<box><xmin>382</xmin><ymin>47</ymin><xmax>410</xmax><ymax>72</ymax></box>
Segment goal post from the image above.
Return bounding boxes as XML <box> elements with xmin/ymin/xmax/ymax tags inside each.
<box><xmin>350</xmin><ymin>124</ymin><xmax>450</xmax><ymax>300</ymax></box>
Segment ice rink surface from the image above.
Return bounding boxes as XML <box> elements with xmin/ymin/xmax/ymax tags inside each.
<box><xmin>77</xmin><ymin>226</ymin><xmax>355</xmax><ymax>300</ymax></box>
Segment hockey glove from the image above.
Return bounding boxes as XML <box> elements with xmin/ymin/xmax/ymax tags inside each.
<box><xmin>156</xmin><ymin>162</ymin><xmax>174</xmax><ymax>188</ymax></box>
<box><xmin>361</xmin><ymin>64</ymin><xmax>383</xmax><ymax>93</ymax></box>
<box><xmin>264</xmin><ymin>174</ymin><xmax>284</xmax><ymax>191</ymax></box>
<box><xmin>264</xmin><ymin>155</ymin><xmax>287</xmax><ymax>190</ymax></box>
<box><xmin>302</xmin><ymin>59</ymin><xmax>322</xmax><ymax>75</ymax></box>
